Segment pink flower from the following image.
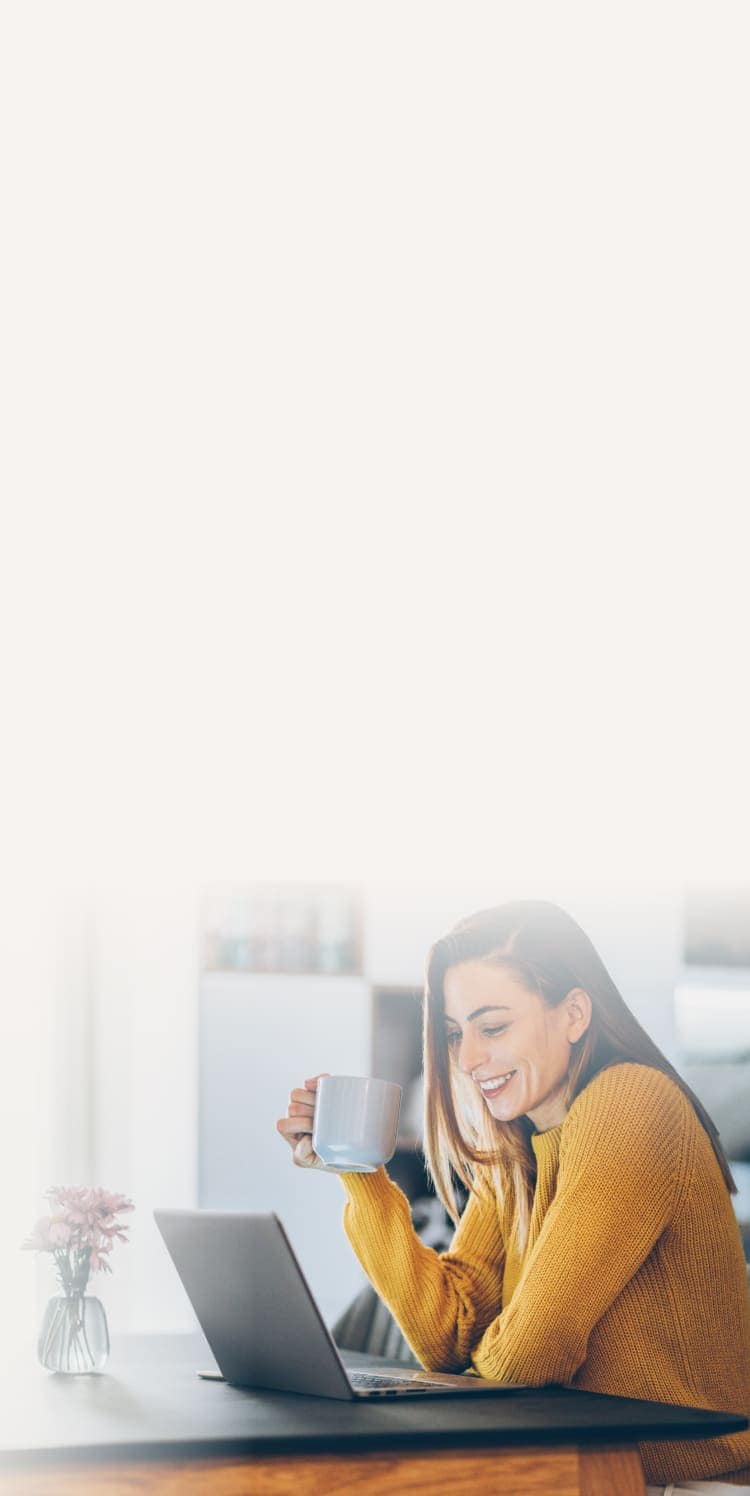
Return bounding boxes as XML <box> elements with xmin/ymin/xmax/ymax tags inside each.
<box><xmin>22</xmin><ymin>1186</ymin><xmax>135</xmax><ymax>1289</ymax></box>
<box><xmin>49</xmin><ymin>1219</ymin><xmax>72</xmax><ymax>1246</ymax></box>
<box><xmin>21</xmin><ymin>1218</ymin><xmax>56</xmax><ymax>1251</ymax></box>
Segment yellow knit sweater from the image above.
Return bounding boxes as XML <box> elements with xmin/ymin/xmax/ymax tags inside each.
<box><xmin>340</xmin><ymin>1062</ymin><xmax>750</xmax><ymax>1485</ymax></box>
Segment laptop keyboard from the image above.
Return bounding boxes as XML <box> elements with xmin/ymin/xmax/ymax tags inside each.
<box><xmin>350</xmin><ymin>1371</ymin><xmax>447</xmax><ymax>1390</ymax></box>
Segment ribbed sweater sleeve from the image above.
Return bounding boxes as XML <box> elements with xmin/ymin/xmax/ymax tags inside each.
<box><xmin>340</xmin><ymin>1165</ymin><xmax>505</xmax><ymax>1372</ymax></box>
<box><xmin>471</xmin><ymin>1064</ymin><xmax>686</xmax><ymax>1385</ymax></box>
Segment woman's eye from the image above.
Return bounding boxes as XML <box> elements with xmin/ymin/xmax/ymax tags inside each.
<box><xmin>445</xmin><ymin>1023</ymin><xmax>508</xmax><ymax>1045</ymax></box>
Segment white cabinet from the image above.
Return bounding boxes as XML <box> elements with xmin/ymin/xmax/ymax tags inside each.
<box><xmin>199</xmin><ymin>972</ymin><xmax>371</xmax><ymax>1323</ymax></box>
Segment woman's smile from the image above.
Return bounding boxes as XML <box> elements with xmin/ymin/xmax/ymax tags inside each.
<box><xmin>475</xmin><ymin>1069</ymin><xmax>517</xmax><ymax>1100</ymax></box>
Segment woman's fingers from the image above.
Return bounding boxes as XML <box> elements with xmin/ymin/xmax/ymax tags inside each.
<box><xmin>293</xmin><ymin>1135</ymin><xmax>317</xmax><ymax>1167</ymax></box>
<box><xmin>288</xmin><ymin>1088</ymin><xmax>316</xmax><ymax>1111</ymax></box>
<box><xmin>275</xmin><ymin>1118</ymin><xmax>323</xmax><ymax>1170</ymax></box>
<box><xmin>277</xmin><ymin>1114</ymin><xmax>313</xmax><ymax>1139</ymax></box>
<box><xmin>286</xmin><ymin>1075</ymin><xmax>329</xmax><ymax>1118</ymax></box>
<box><xmin>276</xmin><ymin>1073</ymin><xmax>330</xmax><ymax>1170</ymax></box>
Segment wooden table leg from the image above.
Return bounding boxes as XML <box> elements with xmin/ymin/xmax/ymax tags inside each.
<box><xmin>579</xmin><ymin>1443</ymin><xmax>646</xmax><ymax>1496</ymax></box>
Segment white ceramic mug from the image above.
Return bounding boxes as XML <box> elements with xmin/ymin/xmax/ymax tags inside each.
<box><xmin>312</xmin><ymin>1075</ymin><xmax>402</xmax><ymax>1172</ymax></box>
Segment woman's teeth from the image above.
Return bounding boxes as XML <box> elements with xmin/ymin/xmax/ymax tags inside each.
<box><xmin>478</xmin><ymin>1071</ymin><xmax>516</xmax><ymax>1096</ymax></box>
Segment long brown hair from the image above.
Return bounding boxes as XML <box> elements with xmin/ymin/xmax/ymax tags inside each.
<box><xmin>423</xmin><ymin>900</ymin><xmax>735</xmax><ymax>1251</ymax></box>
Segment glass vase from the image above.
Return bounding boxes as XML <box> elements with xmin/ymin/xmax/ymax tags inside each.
<box><xmin>38</xmin><ymin>1293</ymin><xmax>110</xmax><ymax>1373</ymax></box>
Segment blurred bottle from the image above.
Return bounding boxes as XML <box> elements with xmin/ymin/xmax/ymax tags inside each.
<box><xmin>277</xmin><ymin>894</ymin><xmax>315</xmax><ymax>971</ymax></box>
<box><xmin>316</xmin><ymin>890</ymin><xmax>356</xmax><ymax>973</ymax></box>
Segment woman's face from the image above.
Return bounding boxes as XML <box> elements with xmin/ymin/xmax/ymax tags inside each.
<box><xmin>442</xmin><ymin>959</ymin><xmax>591</xmax><ymax>1132</ymax></box>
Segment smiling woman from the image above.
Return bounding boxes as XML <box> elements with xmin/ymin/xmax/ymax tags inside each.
<box><xmin>421</xmin><ymin>903</ymin><xmax>733</xmax><ymax>1256</ymax></box>
<box><xmin>278</xmin><ymin>900</ymin><xmax>750</xmax><ymax>1492</ymax></box>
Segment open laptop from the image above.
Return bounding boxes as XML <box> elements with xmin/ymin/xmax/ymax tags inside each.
<box><xmin>154</xmin><ymin>1208</ymin><xmax>525</xmax><ymax>1400</ymax></box>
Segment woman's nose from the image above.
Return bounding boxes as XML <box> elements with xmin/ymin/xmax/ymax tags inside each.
<box><xmin>457</xmin><ymin>1031</ymin><xmax>487</xmax><ymax>1075</ymax></box>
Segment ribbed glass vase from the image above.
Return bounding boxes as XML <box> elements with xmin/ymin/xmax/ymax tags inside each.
<box><xmin>38</xmin><ymin>1293</ymin><xmax>110</xmax><ymax>1373</ymax></box>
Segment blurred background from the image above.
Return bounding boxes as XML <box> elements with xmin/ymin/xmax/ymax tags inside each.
<box><xmin>1</xmin><ymin>1</ymin><xmax>748</xmax><ymax>1363</ymax></box>
<box><xmin>3</xmin><ymin>878</ymin><xmax>750</xmax><ymax>1354</ymax></box>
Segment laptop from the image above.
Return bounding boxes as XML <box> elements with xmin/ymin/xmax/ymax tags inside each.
<box><xmin>154</xmin><ymin>1208</ymin><xmax>525</xmax><ymax>1400</ymax></box>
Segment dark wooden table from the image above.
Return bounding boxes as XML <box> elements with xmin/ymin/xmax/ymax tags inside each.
<box><xmin>0</xmin><ymin>1333</ymin><xmax>746</xmax><ymax>1495</ymax></box>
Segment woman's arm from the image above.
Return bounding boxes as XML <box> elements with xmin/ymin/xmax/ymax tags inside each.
<box><xmin>470</xmin><ymin>1064</ymin><xmax>687</xmax><ymax>1385</ymax></box>
<box><xmin>277</xmin><ymin>1074</ymin><xmax>502</xmax><ymax>1370</ymax></box>
<box><xmin>341</xmin><ymin>1166</ymin><xmax>505</xmax><ymax>1372</ymax></box>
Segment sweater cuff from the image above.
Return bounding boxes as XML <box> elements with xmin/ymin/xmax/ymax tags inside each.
<box><xmin>337</xmin><ymin>1165</ymin><xmax>395</xmax><ymax>1204</ymax></box>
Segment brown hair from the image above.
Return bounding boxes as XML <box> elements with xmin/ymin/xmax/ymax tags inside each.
<box><xmin>423</xmin><ymin>899</ymin><xmax>736</xmax><ymax>1250</ymax></box>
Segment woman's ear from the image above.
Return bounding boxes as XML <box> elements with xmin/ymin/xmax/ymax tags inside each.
<box><xmin>565</xmin><ymin>987</ymin><xmax>592</xmax><ymax>1044</ymax></box>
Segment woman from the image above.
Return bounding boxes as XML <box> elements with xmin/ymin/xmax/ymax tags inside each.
<box><xmin>277</xmin><ymin>900</ymin><xmax>750</xmax><ymax>1493</ymax></box>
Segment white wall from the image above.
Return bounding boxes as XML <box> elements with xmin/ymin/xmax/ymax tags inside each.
<box><xmin>1</xmin><ymin>895</ymin><xmax>59</xmax><ymax>1362</ymax></box>
<box><xmin>86</xmin><ymin>890</ymin><xmax>201</xmax><ymax>1334</ymax></box>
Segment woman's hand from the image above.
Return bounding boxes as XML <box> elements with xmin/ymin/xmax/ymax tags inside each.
<box><xmin>276</xmin><ymin>1074</ymin><xmax>329</xmax><ymax>1170</ymax></box>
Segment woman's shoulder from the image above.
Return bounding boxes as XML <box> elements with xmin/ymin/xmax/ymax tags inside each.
<box><xmin>565</xmin><ymin>1061</ymin><xmax>691</xmax><ymax>1141</ymax></box>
